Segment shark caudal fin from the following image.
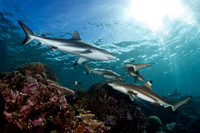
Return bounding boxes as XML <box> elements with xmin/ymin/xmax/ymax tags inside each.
<box><xmin>172</xmin><ymin>96</ymin><xmax>191</xmax><ymax>111</ymax></box>
<box><xmin>82</xmin><ymin>62</ymin><xmax>92</xmax><ymax>74</ymax></box>
<box><xmin>135</xmin><ymin>63</ymin><xmax>155</xmax><ymax>71</ymax></box>
<box><xmin>18</xmin><ymin>20</ymin><xmax>35</xmax><ymax>45</ymax></box>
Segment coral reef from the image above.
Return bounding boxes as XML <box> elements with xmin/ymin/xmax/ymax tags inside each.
<box><xmin>0</xmin><ymin>62</ymin><xmax>108</xmax><ymax>132</ymax></box>
<box><xmin>2</xmin><ymin>62</ymin><xmax>195</xmax><ymax>132</ymax></box>
<box><xmin>15</xmin><ymin>62</ymin><xmax>57</xmax><ymax>81</ymax></box>
<box><xmin>69</xmin><ymin>82</ymin><xmax>148</xmax><ymax>133</ymax></box>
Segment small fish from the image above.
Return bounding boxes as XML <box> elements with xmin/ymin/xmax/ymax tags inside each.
<box><xmin>74</xmin><ymin>81</ymin><xmax>81</xmax><ymax>86</ymax></box>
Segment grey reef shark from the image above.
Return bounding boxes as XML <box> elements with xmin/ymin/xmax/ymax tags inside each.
<box><xmin>108</xmin><ymin>81</ymin><xmax>191</xmax><ymax>111</ymax></box>
<box><xmin>18</xmin><ymin>20</ymin><xmax>117</xmax><ymax>65</ymax></box>
<box><xmin>124</xmin><ymin>60</ymin><xmax>154</xmax><ymax>83</ymax></box>
<box><xmin>82</xmin><ymin>62</ymin><xmax>124</xmax><ymax>82</ymax></box>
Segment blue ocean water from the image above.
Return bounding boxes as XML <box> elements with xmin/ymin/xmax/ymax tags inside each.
<box><xmin>0</xmin><ymin>0</ymin><xmax>200</xmax><ymax>99</ymax></box>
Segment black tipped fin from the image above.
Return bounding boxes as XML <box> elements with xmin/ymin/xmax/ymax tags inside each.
<box><xmin>74</xmin><ymin>61</ymin><xmax>78</xmax><ymax>66</ymax></box>
<box><xmin>51</xmin><ymin>46</ymin><xmax>58</xmax><ymax>51</ymax></box>
<box><xmin>143</xmin><ymin>81</ymin><xmax>152</xmax><ymax>90</ymax></box>
<box><xmin>41</xmin><ymin>34</ymin><xmax>46</xmax><ymax>37</ymax></box>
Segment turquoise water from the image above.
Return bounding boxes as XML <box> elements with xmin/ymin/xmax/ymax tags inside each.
<box><xmin>0</xmin><ymin>0</ymin><xmax>200</xmax><ymax>98</ymax></box>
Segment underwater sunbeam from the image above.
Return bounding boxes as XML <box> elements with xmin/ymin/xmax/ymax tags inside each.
<box><xmin>126</xmin><ymin>0</ymin><xmax>185</xmax><ymax>31</ymax></box>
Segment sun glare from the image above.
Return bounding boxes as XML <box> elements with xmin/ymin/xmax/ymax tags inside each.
<box><xmin>126</xmin><ymin>0</ymin><xmax>185</xmax><ymax>31</ymax></box>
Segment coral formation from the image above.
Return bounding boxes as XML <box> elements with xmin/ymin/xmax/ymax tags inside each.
<box><xmin>0</xmin><ymin>62</ymin><xmax>108</xmax><ymax>132</ymax></box>
<box><xmin>146</xmin><ymin>115</ymin><xmax>163</xmax><ymax>133</ymax></box>
<box><xmin>69</xmin><ymin>82</ymin><xmax>148</xmax><ymax>132</ymax></box>
<box><xmin>15</xmin><ymin>62</ymin><xmax>57</xmax><ymax>81</ymax></box>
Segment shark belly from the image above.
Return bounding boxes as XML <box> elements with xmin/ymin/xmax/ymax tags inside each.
<box><xmin>108</xmin><ymin>84</ymin><xmax>128</xmax><ymax>94</ymax></box>
<box><xmin>57</xmin><ymin>45</ymin><xmax>85</xmax><ymax>54</ymax></box>
<box><xmin>80</xmin><ymin>51</ymin><xmax>110</xmax><ymax>61</ymax></box>
<box><xmin>103</xmin><ymin>75</ymin><xmax>115</xmax><ymax>80</ymax></box>
<box><xmin>137</xmin><ymin>93</ymin><xmax>155</xmax><ymax>103</ymax></box>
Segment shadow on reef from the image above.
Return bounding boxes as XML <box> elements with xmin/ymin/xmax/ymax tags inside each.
<box><xmin>0</xmin><ymin>62</ymin><xmax>199</xmax><ymax>133</ymax></box>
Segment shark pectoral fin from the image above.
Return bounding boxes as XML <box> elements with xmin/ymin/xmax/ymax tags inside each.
<box><xmin>51</xmin><ymin>46</ymin><xmax>58</xmax><ymax>51</ymax></box>
<box><xmin>71</xmin><ymin>30</ymin><xmax>81</xmax><ymax>40</ymax></box>
<box><xmin>128</xmin><ymin>91</ymin><xmax>137</xmax><ymax>102</ymax></box>
<box><xmin>128</xmin><ymin>95</ymin><xmax>136</xmax><ymax>102</ymax></box>
<box><xmin>82</xmin><ymin>62</ymin><xmax>92</xmax><ymax>74</ymax></box>
<box><xmin>74</xmin><ymin>57</ymin><xmax>87</xmax><ymax>66</ymax></box>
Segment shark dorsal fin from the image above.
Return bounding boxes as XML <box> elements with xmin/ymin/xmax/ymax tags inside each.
<box><xmin>143</xmin><ymin>81</ymin><xmax>152</xmax><ymax>90</ymax></box>
<box><xmin>71</xmin><ymin>30</ymin><xmax>81</xmax><ymax>40</ymax></box>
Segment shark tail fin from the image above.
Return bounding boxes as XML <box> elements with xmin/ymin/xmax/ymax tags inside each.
<box><xmin>82</xmin><ymin>62</ymin><xmax>92</xmax><ymax>74</ymax></box>
<box><xmin>18</xmin><ymin>20</ymin><xmax>35</xmax><ymax>45</ymax></box>
<box><xmin>135</xmin><ymin>63</ymin><xmax>155</xmax><ymax>71</ymax></box>
<box><xmin>172</xmin><ymin>96</ymin><xmax>191</xmax><ymax>111</ymax></box>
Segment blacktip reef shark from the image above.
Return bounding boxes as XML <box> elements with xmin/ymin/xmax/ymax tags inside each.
<box><xmin>168</xmin><ymin>89</ymin><xmax>181</xmax><ymax>99</ymax></box>
<box><xmin>108</xmin><ymin>81</ymin><xmax>191</xmax><ymax>111</ymax></box>
<box><xmin>82</xmin><ymin>62</ymin><xmax>124</xmax><ymax>82</ymax></box>
<box><xmin>124</xmin><ymin>60</ymin><xmax>154</xmax><ymax>83</ymax></box>
<box><xmin>18</xmin><ymin>20</ymin><xmax>117</xmax><ymax>65</ymax></box>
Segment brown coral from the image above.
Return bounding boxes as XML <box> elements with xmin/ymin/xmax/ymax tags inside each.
<box><xmin>15</xmin><ymin>62</ymin><xmax>57</xmax><ymax>81</ymax></box>
<box><xmin>0</xmin><ymin>62</ymin><xmax>109</xmax><ymax>133</ymax></box>
<box><xmin>68</xmin><ymin>82</ymin><xmax>148</xmax><ymax>132</ymax></box>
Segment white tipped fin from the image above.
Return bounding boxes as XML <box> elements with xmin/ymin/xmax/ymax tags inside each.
<box><xmin>71</xmin><ymin>30</ymin><xmax>81</xmax><ymax>40</ymax></box>
<box><xmin>143</xmin><ymin>81</ymin><xmax>152</xmax><ymax>90</ymax></box>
